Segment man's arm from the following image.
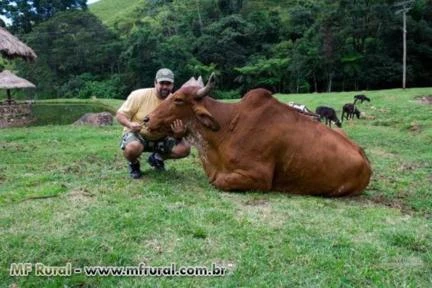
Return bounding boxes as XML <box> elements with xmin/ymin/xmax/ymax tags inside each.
<box><xmin>116</xmin><ymin>111</ymin><xmax>142</xmax><ymax>133</ymax></box>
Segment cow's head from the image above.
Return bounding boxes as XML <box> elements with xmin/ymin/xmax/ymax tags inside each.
<box><xmin>144</xmin><ymin>73</ymin><xmax>220</xmax><ymax>137</ymax></box>
<box><xmin>354</xmin><ymin>109</ymin><xmax>361</xmax><ymax>119</ymax></box>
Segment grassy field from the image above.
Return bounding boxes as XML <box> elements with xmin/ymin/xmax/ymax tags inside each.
<box><xmin>1</xmin><ymin>88</ymin><xmax>431</xmax><ymax>287</ymax></box>
<box><xmin>89</xmin><ymin>0</ymin><xmax>144</xmax><ymax>28</ymax></box>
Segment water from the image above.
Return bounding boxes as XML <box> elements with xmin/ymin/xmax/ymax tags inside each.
<box><xmin>30</xmin><ymin>103</ymin><xmax>115</xmax><ymax>126</ymax></box>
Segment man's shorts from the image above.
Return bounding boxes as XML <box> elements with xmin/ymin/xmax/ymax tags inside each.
<box><xmin>120</xmin><ymin>132</ymin><xmax>178</xmax><ymax>155</ymax></box>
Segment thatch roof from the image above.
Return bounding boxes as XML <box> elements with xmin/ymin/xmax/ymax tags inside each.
<box><xmin>0</xmin><ymin>70</ymin><xmax>35</xmax><ymax>89</ymax></box>
<box><xmin>0</xmin><ymin>27</ymin><xmax>37</xmax><ymax>62</ymax></box>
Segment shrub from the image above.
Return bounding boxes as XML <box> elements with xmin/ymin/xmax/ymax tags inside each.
<box><xmin>60</xmin><ymin>74</ymin><xmax>127</xmax><ymax>99</ymax></box>
<box><xmin>213</xmin><ymin>89</ymin><xmax>241</xmax><ymax>99</ymax></box>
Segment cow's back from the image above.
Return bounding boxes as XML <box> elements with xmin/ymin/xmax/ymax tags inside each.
<box><xmin>273</xmin><ymin>121</ymin><xmax>371</xmax><ymax>196</ymax></box>
<box><xmin>233</xmin><ymin>91</ymin><xmax>371</xmax><ymax>196</ymax></box>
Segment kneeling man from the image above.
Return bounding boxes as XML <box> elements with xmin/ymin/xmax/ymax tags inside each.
<box><xmin>116</xmin><ymin>68</ymin><xmax>190</xmax><ymax>178</ymax></box>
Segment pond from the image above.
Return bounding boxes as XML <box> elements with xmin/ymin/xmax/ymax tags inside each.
<box><xmin>30</xmin><ymin>103</ymin><xmax>115</xmax><ymax>126</ymax></box>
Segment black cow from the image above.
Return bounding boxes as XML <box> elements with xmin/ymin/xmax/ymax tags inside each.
<box><xmin>354</xmin><ymin>94</ymin><xmax>371</xmax><ymax>104</ymax></box>
<box><xmin>341</xmin><ymin>103</ymin><xmax>361</xmax><ymax>121</ymax></box>
<box><xmin>315</xmin><ymin>106</ymin><xmax>342</xmax><ymax>128</ymax></box>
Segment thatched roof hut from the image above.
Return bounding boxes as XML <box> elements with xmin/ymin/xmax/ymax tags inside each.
<box><xmin>0</xmin><ymin>70</ymin><xmax>35</xmax><ymax>89</ymax></box>
<box><xmin>0</xmin><ymin>70</ymin><xmax>36</xmax><ymax>104</ymax></box>
<box><xmin>0</xmin><ymin>27</ymin><xmax>37</xmax><ymax>62</ymax></box>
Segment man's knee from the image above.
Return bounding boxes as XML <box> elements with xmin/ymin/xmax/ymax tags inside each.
<box><xmin>124</xmin><ymin>141</ymin><xmax>144</xmax><ymax>157</ymax></box>
<box><xmin>171</xmin><ymin>143</ymin><xmax>191</xmax><ymax>158</ymax></box>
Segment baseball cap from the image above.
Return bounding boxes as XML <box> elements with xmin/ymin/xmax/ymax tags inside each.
<box><xmin>155</xmin><ymin>68</ymin><xmax>174</xmax><ymax>83</ymax></box>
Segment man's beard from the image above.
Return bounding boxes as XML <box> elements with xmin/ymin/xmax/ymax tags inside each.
<box><xmin>159</xmin><ymin>89</ymin><xmax>170</xmax><ymax>99</ymax></box>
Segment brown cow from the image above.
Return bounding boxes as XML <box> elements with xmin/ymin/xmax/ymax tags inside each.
<box><xmin>144</xmin><ymin>74</ymin><xmax>372</xmax><ymax>196</ymax></box>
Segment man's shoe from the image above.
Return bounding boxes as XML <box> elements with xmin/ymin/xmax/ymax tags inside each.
<box><xmin>147</xmin><ymin>153</ymin><xmax>165</xmax><ymax>171</ymax></box>
<box><xmin>128</xmin><ymin>161</ymin><xmax>143</xmax><ymax>179</ymax></box>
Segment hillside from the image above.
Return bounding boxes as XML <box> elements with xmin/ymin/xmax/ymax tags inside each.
<box><xmin>89</xmin><ymin>0</ymin><xmax>292</xmax><ymax>28</ymax></box>
<box><xmin>89</xmin><ymin>0</ymin><xmax>144</xmax><ymax>27</ymax></box>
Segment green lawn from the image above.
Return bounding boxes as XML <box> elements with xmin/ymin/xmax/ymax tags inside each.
<box><xmin>1</xmin><ymin>88</ymin><xmax>431</xmax><ymax>287</ymax></box>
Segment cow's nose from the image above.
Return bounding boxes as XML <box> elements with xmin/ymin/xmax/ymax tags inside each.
<box><xmin>143</xmin><ymin>116</ymin><xmax>149</xmax><ymax>123</ymax></box>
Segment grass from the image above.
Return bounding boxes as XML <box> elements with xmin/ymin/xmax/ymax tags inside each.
<box><xmin>1</xmin><ymin>88</ymin><xmax>432</xmax><ymax>287</ymax></box>
<box><xmin>89</xmin><ymin>0</ymin><xmax>145</xmax><ymax>28</ymax></box>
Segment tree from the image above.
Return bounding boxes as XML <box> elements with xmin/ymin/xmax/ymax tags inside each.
<box><xmin>195</xmin><ymin>14</ymin><xmax>256</xmax><ymax>90</ymax></box>
<box><xmin>0</xmin><ymin>0</ymin><xmax>87</xmax><ymax>33</ymax></box>
<box><xmin>235</xmin><ymin>56</ymin><xmax>289</xmax><ymax>93</ymax></box>
<box><xmin>121</xmin><ymin>25</ymin><xmax>161</xmax><ymax>89</ymax></box>
<box><xmin>18</xmin><ymin>10</ymin><xmax>122</xmax><ymax>98</ymax></box>
<box><xmin>218</xmin><ymin>0</ymin><xmax>243</xmax><ymax>15</ymax></box>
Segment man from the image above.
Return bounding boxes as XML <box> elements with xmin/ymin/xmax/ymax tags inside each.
<box><xmin>116</xmin><ymin>68</ymin><xmax>191</xmax><ymax>179</ymax></box>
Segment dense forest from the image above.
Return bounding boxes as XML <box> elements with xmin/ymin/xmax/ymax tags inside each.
<box><xmin>1</xmin><ymin>0</ymin><xmax>432</xmax><ymax>99</ymax></box>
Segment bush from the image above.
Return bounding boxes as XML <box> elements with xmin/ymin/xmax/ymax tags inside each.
<box><xmin>213</xmin><ymin>89</ymin><xmax>241</xmax><ymax>99</ymax></box>
<box><xmin>60</xmin><ymin>74</ymin><xmax>127</xmax><ymax>99</ymax></box>
<box><xmin>59</xmin><ymin>73</ymin><xmax>95</xmax><ymax>98</ymax></box>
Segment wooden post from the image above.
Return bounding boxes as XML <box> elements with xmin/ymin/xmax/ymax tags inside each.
<box><xmin>394</xmin><ymin>0</ymin><xmax>413</xmax><ymax>89</ymax></box>
<box><xmin>7</xmin><ymin>89</ymin><xmax>11</xmax><ymax>104</ymax></box>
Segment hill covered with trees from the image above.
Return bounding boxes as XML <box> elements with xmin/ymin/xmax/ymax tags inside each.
<box><xmin>2</xmin><ymin>0</ymin><xmax>432</xmax><ymax>99</ymax></box>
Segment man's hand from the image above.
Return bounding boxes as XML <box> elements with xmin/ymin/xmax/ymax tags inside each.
<box><xmin>116</xmin><ymin>112</ymin><xmax>142</xmax><ymax>133</ymax></box>
<box><xmin>129</xmin><ymin>122</ymin><xmax>143</xmax><ymax>133</ymax></box>
<box><xmin>171</xmin><ymin>119</ymin><xmax>187</xmax><ymax>139</ymax></box>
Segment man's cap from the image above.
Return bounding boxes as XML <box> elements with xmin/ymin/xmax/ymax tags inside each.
<box><xmin>155</xmin><ymin>68</ymin><xmax>174</xmax><ymax>83</ymax></box>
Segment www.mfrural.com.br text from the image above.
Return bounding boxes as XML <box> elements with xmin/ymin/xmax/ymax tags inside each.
<box><xmin>10</xmin><ymin>262</ymin><xmax>228</xmax><ymax>277</ymax></box>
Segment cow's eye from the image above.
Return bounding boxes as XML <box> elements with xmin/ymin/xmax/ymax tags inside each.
<box><xmin>174</xmin><ymin>98</ymin><xmax>184</xmax><ymax>105</ymax></box>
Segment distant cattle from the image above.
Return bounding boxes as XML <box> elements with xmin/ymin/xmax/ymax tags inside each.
<box><xmin>315</xmin><ymin>106</ymin><xmax>342</xmax><ymax>128</ymax></box>
<box><xmin>144</xmin><ymin>74</ymin><xmax>372</xmax><ymax>196</ymax></box>
<box><xmin>288</xmin><ymin>102</ymin><xmax>320</xmax><ymax>121</ymax></box>
<box><xmin>354</xmin><ymin>94</ymin><xmax>370</xmax><ymax>104</ymax></box>
<box><xmin>341</xmin><ymin>103</ymin><xmax>361</xmax><ymax>121</ymax></box>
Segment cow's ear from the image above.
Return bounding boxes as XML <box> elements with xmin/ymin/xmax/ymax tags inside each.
<box><xmin>193</xmin><ymin>105</ymin><xmax>220</xmax><ymax>131</ymax></box>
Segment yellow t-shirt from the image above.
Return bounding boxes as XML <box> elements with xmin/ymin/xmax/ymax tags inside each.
<box><xmin>117</xmin><ymin>88</ymin><xmax>166</xmax><ymax>139</ymax></box>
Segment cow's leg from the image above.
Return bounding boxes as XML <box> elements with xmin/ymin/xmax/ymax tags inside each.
<box><xmin>212</xmin><ymin>169</ymin><xmax>272</xmax><ymax>191</ymax></box>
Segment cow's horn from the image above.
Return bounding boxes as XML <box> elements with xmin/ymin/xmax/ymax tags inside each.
<box><xmin>197</xmin><ymin>76</ymin><xmax>204</xmax><ymax>87</ymax></box>
<box><xmin>196</xmin><ymin>72</ymin><xmax>216</xmax><ymax>99</ymax></box>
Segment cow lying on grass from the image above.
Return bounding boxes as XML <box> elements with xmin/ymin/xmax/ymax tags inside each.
<box><xmin>315</xmin><ymin>106</ymin><xmax>342</xmax><ymax>128</ymax></box>
<box><xmin>144</xmin><ymin>74</ymin><xmax>372</xmax><ymax>196</ymax></box>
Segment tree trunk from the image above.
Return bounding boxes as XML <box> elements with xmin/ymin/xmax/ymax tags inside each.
<box><xmin>196</xmin><ymin>0</ymin><xmax>203</xmax><ymax>35</ymax></box>
<box><xmin>313</xmin><ymin>72</ymin><xmax>318</xmax><ymax>93</ymax></box>
<box><xmin>327</xmin><ymin>72</ymin><xmax>333</xmax><ymax>92</ymax></box>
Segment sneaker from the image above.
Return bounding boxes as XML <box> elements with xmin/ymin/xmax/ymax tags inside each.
<box><xmin>128</xmin><ymin>161</ymin><xmax>143</xmax><ymax>179</ymax></box>
<box><xmin>147</xmin><ymin>152</ymin><xmax>165</xmax><ymax>171</ymax></box>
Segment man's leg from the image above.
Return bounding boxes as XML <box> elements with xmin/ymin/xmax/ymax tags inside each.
<box><xmin>123</xmin><ymin>140</ymin><xmax>144</xmax><ymax>162</ymax></box>
<box><xmin>167</xmin><ymin>139</ymin><xmax>191</xmax><ymax>159</ymax></box>
<box><xmin>121</xmin><ymin>133</ymin><xmax>144</xmax><ymax>179</ymax></box>
<box><xmin>148</xmin><ymin>138</ymin><xmax>191</xmax><ymax>170</ymax></box>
